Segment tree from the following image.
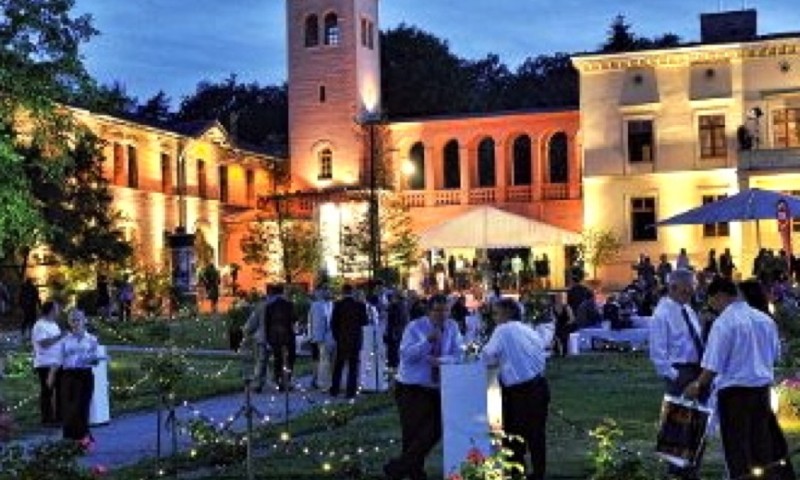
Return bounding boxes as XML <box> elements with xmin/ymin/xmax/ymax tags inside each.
<box><xmin>0</xmin><ymin>0</ymin><xmax>132</xmax><ymax>279</ymax></box>
<box><xmin>507</xmin><ymin>53</ymin><xmax>579</xmax><ymax>108</ymax></box>
<box><xmin>135</xmin><ymin>90</ymin><xmax>173</xmax><ymax>125</ymax></box>
<box><xmin>578</xmin><ymin>228</ymin><xmax>623</xmax><ymax>280</ymax></box>
<box><xmin>339</xmin><ymin>193</ymin><xmax>419</xmax><ymax>285</ymax></box>
<box><xmin>240</xmin><ymin>217</ymin><xmax>321</xmax><ymax>284</ymax></box>
<box><xmin>600</xmin><ymin>15</ymin><xmax>682</xmax><ymax>53</ymax></box>
<box><xmin>174</xmin><ymin>76</ymin><xmax>288</xmax><ymax>151</ymax></box>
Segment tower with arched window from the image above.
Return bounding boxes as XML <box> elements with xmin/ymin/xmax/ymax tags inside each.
<box><xmin>287</xmin><ymin>0</ymin><xmax>381</xmax><ymax>189</ymax></box>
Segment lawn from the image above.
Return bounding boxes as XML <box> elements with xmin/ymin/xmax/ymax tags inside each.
<box><xmin>107</xmin><ymin>352</ymin><xmax>799</xmax><ymax>479</ymax></box>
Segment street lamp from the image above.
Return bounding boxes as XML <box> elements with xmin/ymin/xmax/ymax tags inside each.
<box><xmin>360</xmin><ymin>110</ymin><xmax>383</xmax><ymax>289</ymax></box>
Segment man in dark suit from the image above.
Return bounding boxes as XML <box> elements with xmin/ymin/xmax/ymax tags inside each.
<box><xmin>329</xmin><ymin>284</ymin><xmax>369</xmax><ymax>398</ymax></box>
<box><xmin>263</xmin><ymin>284</ymin><xmax>297</xmax><ymax>392</ymax></box>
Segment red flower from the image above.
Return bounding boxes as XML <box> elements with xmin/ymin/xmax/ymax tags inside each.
<box><xmin>91</xmin><ymin>464</ymin><xmax>108</xmax><ymax>477</ymax></box>
<box><xmin>466</xmin><ymin>447</ymin><xmax>486</xmax><ymax>465</ymax></box>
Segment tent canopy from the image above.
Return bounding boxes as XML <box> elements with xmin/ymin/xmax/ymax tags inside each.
<box><xmin>419</xmin><ymin>206</ymin><xmax>581</xmax><ymax>248</ymax></box>
<box><xmin>658</xmin><ymin>188</ymin><xmax>800</xmax><ymax>225</ymax></box>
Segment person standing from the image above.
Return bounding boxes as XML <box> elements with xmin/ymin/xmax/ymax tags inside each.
<box><xmin>719</xmin><ymin>248</ymin><xmax>736</xmax><ymax>280</ymax></box>
<box><xmin>482</xmin><ymin>298</ymin><xmax>550</xmax><ymax>480</ymax></box>
<box><xmin>95</xmin><ymin>274</ymin><xmax>111</xmax><ymax>320</ymax></box>
<box><xmin>385</xmin><ymin>290</ymin><xmax>409</xmax><ymax>370</ymax></box>
<box><xmin>307</xmin><ymin>288</ymin><xmax>332</xmax><ymax>389</ymax></box>
<box><xmin>263</xmin><ymin>284</ymin><xmax>297</xmax><ymax>392</ymax></box>
<box><xmin>551</xmin><ymin>292</ymin><xmax>576</xmax><ymax>357</ymax></box>
<box><xmin>685</xmin><ymin>277</ymin><xmax>795</xmax><ymax>480</ymax></box>
<box><xmin>383</xmin><ymin>294</ymin><xmax>464</xmax><ymax>480</ymax></box>
<box><xmin>676</xmin><ymin>248</ymin><xmax>691</xmax><ymax>271</ymax></box>
<box><xmin>329</xmin><ymin>284</ymin><xmax>369</xmax><ymax>398</ymax></box>
<box><xmin>32</xmin><ymin>300</ymin><xmax>65</xmax><ymax>426</ymax></box>
<box><xmin>648</xmin><ymin>268</ymin><xmax>706</xmax><ymax>479</ymax></box>
<box><xmin>242</xmin><ymin>284</ymin><xmax>275</xmax><ymax>393</ymax></box>
<box><xmin>656</xmin><ymin>253</ymin><xmax>673</xmax><ymax>287</ymax></box>
<box><xmin>19</xmin><ymin>278</ymin><xmax>41</xmax><ymax>339</ymax></box>
<box><xmin>51</xmin><ymin>309</ymin><xmax>98</xmax><ymax>441</ymax></box>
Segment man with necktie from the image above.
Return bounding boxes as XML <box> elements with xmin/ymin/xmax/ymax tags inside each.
<box><xmin>383</xmin><ymin>294</ymin><xmax>463</xmax><ymax>480</ymax></box>
<box><xmin>649</xmin><ymin>268</ymin><xmax>706</xmax><ymax>479</ymax></box>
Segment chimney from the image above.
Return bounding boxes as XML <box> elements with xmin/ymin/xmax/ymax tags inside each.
<box><xmin>700</xmin><ymin>9</ymin><xmax>757</xmax><ymax>44</ymax></box>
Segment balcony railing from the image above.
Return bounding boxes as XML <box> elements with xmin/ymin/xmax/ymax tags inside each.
<box><xmin>402</xmin><ymin>191</ymin><xmax>426</xmax><ymax>208</ymax></box>
<box><xmin>469</xmin><ymin>188</ymin><xmax>497</xmax><ymax>205</ymax></box>
<box><xmin>435</xmin><ymin>190</ymin><xmax>461</xmax><ymax>206</ymax></box>
<box><xmin>542</xmin><ymin>183</ymin><xmax>569</xmax><ymax>200</ymax></box>
<box><xmin>739</xmin><ymin>147</ymin><xmax>800</xmax><ymax>171</ymax></box>
<box><xmin>507</xmin><ymin>185</ymin><xmax>532</xmax><ymax>203</ymax></box>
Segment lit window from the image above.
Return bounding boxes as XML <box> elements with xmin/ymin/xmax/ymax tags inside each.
<box><xmin>161</xmin><ymin>153</ymin><xmax>172</xmax><ymax>194</ymax></box>
<box><xmin>318</xmin><ymin>149</ymin><xmax>333</xmax><ymax>180</ymax></box>
<box><xmin>631</xmin><ymin>197</ymin><xmax>657</xmax><ymax>241</ymax></box>
<box><xmin>408</xmin><ymin>142</ymin><xmax>425</xmax><ymax>190</ymax></box>
<box><xmin>702</xmin><ymin>195</ymin><xmax>729</xmax><ymax>237</ymax></box>
<box><xmin>324</xmin><ymin>13</ymin><xmax>339</xmax><ymax>46</ymax></box>
<box><xmin>246</xmin><ymin>170</ymin><xmax>255</xmax><ymax>207</ymax></box>
<box><xmin>304</xmin><ymin>15</ymin><xmax>319</xmax><ymax>47</ymax></box>
<box><xmin>627</xmin><ymin>119</ymin><xmax>654</xmax><ymax>163</ymax></box>
<box><xmin>113</xmin><ymin>142</ymin><xmax>125</xmax><ymax>186</ymax></box>
<box><xmin>773</xmin><ymin>108</ymin><xmax>800</xmax><ymax>148</ymax></box>
<box><xmin>699</xmin><ymin>114</ymin><xmax>727</xmax><ymax>158</ymax></box>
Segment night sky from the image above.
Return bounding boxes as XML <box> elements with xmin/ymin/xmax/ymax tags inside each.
<box><xmin>74</xmin><ymin>0</ymin><xmax>800</xmax><ymax>104</ymax></box>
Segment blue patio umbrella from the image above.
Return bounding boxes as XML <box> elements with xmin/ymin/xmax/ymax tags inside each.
<box><xmin>658</xmin><ymin>188</ymin><xmax>800</xmax><ymax>247</ymax></box>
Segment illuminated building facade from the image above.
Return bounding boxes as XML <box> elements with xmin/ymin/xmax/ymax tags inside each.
<box><xmin>287</xmin><ymin>0</ymin><xmax>582</xmax><ymax>287</ymax></box>
<box><xmin>64</xmin><ymin>109</ymin><xmax>281</xmax><ymax>291</ymax></box>
<box><xmin>574</xmin><ymin>10</ymin><xmax>800</xmax><ymax>286</ymax></box>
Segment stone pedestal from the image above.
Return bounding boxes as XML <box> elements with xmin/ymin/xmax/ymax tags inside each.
<box><xmin>359</xmin><ymin>325</ymin><xmax>388</xmax><ymax>392</ymax></box>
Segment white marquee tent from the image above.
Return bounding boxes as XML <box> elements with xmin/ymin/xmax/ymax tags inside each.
<box><xmin>419</xmin><ymin>206</ymin><xmax>581</xmax><ymax>249</ymax></box>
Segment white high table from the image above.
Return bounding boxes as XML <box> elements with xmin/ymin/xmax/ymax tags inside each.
<box><xmin>440</xmin><ymin>362</ymin><xmax>502</xmax><ymax>478</ymax></box>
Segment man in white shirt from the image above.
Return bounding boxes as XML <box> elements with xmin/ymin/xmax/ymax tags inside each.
<box><xmin>648</xmin><ymin>268</ymin><xmax>706</xmax><ymax>479</ymax></box>
<box><xmin>482</xmin><ymin>297</ymin><xmax>549</xmax><ymax>480</ymax></box>
<box><xmin>32</xmin><ymin>300</ymin><xmax>65</xmax><ymax>426</ymax></box>
<box><xmin>242</xmin><ymin>285</ymin><xmax>275</xmax><ymax>393</ymax></box>
<box><xmin>383</xmin><ymin>294</ymin><xmax>463</xmax><ymax>480</ymax></box>
<box><xmin>685</xmin><ymin>277</ymin><xmax>795</xmax><ymax>480</ymax></box>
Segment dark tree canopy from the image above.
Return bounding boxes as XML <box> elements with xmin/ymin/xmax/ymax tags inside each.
<box><xmin>600</xmin><ymin>14</ymin><xmax>682</xmax><ymax>53</ymax></box>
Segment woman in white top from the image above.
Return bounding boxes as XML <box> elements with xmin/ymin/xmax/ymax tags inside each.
<box><xmin>32</xmin><ymin>300</ymin><xmax>65</xmax><ymax>425</ymax></box>
<box><xmin>49</xmin><ymin>309</ymin><xmax>98</xmax><ymax>441</ymax></box>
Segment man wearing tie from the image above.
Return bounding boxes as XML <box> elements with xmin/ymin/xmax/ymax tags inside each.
<box><xmin>649</xmin><ymin>268</ymin><xmax>706</xmax><ymax>479</ymax></box>
<box><xmin>383</xmin><ymin>294</ymin><xmax>463</xmax><ymax>480</ymax></box>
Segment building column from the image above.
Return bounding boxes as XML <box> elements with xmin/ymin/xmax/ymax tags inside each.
<box><xmin>494</xmin><ymin>140</ymin><xmax>506</xmax><ymax>202</ymax></box>
<box><xmin>532</xmin><ymin>136</ymin><xmax>544</xmax><ymax>202</ymax></box>
<box><xmin>424</xmin><ymin>144</ymin><xmax>435</xmax><ymax>207</ymax></box>
<box><xmin>459</xmin><ymin>145</ymin><xmax>470</xmax><ymax>205</ymax></box>
<box><xmin>568</xmin><ymin>134</ymin><xmax>581</xmax><ymax>200</ymax></box>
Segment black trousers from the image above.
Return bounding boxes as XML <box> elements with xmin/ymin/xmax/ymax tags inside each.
<box><xmin>269</xmin><ymin>341</ymin><xmax>296</xmax><ymax>390</ymax></box>
<box><xmin>330</xmin><ymin>348</ymin><xmax>360</xmax><ymax>397</ymax></box>
<box><xmin>36</xmin><ymin>366</ymin><xmax>60</xmax><ymax>424</ymax></box>
<box><xmin>718</xmin><ymin>385</ymin><xmax>795</xmax><ymax>480</ymax></box>
<box><xmin>60</xmin><ymin>369</ymin><xmax>94</xmax><ymax>440</ymax></box>
<box><xmin>384</xmin><ymin>382</ymin><xmax>442</xmax><ymax>479</ymax></box>
<box><xmin>502</xmin><ymin>376</ymin><xmax>550</xmax><ymax>480</ymax></box>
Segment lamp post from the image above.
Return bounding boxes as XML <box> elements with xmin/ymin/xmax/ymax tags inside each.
<box><xmin>361</xmin><ymin>111</ymin><xmax>383</xmax><ymax>289</ymax></box>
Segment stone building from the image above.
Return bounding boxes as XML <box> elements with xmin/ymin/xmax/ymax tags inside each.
<box><xmin>573</xmin><ymin>10</ymin><xmax>800</xmax><ymax>286</ymax></box>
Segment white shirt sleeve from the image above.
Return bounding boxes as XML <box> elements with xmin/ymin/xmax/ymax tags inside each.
<box><xmin>649</xmin><ymin>306</ymin><xmax>677</xmax><ymax>380</ymax></box>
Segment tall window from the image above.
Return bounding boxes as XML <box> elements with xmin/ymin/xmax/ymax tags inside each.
<box><xmin>324</xmin><ymin>13</ymin><xmax>339</xmax><ymax>46</ymax></box>
<box><xmin>699</xmin><ymin>114</ymin><xmax>727</xmax><ymax>158</ymax></box>
<box><xmin>630</xmin><ymin>197</ymin><xmax>657</xmax><ymax>241</ymax></box>
<box><xmin>627</xmin><ymin>119</ymin><xmax>654</xmax><ymax>163</ymax></box>
<box><xmin>319</xmin><ymin>85</ymin><xmax>326</xmax><ymax>103</ymax></box>
<box><xmin>360</xmin><ymin>18</ymin><xmax>368</xmax><ymax>47</ymax></box>
<box><xmin>367</xmin><ymin>22</ymin><xmax>374</xmax><ymax>49</ymax></box>
<box><xmin>197</xmin><ymin>160</ymin><xmax>207</xmax><ymax>199</ymax></box>
<box><xmin>702</xmin><ymin>194</ymin><xmax>729</xmax><ymax>237</ymax></box>
<box><xmin>304</xmin><ymin>14</ymin><xmax>319</xmax><ymax>47</ymax></box>
<box><xmin>443</xmin><ymin>140</ymin><xmax>460</xmax><ymax>189</ymax></box>
<box><xmin>773</xmin><ymin>108</ymin><xmax>800</xmax><ymax>148</ymax></box>
<box><xmin>477</xmin><ymin>137</ymin><xmax>496</xmax><ymax>187</ymax></box>
<box><xmin>548</xmin><ymin>132</ymin><xmax>568</xmax><ymax>183</ymax></box>
<box><xmin>160</xmin><ymin>153</ymin><xmax>172</xmax><ymax>194</ymax></box>
<box><xmin>790</xmin><ymin>191</ymin><xmax>800</xmax><ymax>233</ymax></box>
<box><xmin>218</xmin><ymin>165</ymin><xmax>229</xmax><ymax>202</ymax></box>
<box><xmin>127</xmin><ymin>145</ymin><xmax>138</xmax><ymax>188</ymax></box>
<box><xmin>408</xmin><ymin>142</ymin><xmax>425</xmax><ymax>190</ymax></box>
<box><xmin>246</xmin><ymin>169</ymin><xmax>255</xmax><ymax>207</ymax></box>
<box><xmin>318</xmin><ymin>148</ymin><xmax>333</xmax><ymax>180</ymax></box>
<box><xmin>113</xmin><ymin>142</ymin><xmax>125</xmax><ymax>186</ymax></box>
<box><xmin>512</xmin><ymin>135</ymin><xmax>532</xmax><ymax>186</ymax></box>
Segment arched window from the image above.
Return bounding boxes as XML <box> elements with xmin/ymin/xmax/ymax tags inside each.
<box><xmin>408</xmin><ymin>142</ymin><xmax>425</xmax><ymax>190</ymax></box>
<box><xmin>304</xmin><ymin>14</ymin><xmax>319</xmax><ymax>47</ymax></box>
<box><xmin>127</xmin><ymin>145</ymin><xmax>138</xmax><ymax>188</ymax></box>
<box><xmin>548</xmin><ymin>132</ymin><xmax>569</xmax><ymax>184</ymax></box>
<box><xmin>477</xmin><ymin>137</ymin><xmax>496</xmax><ymax>187</ymax></box>
<box><xmin>324</xmin><ymin>13</ymin><xmax>339</xmax><ymax>46</ymax></box>
<box><xmin>318</xmin><ymin>148</ymin><xmax>333</xmax><ymax>180</ymax></box>
<box><xmin>511</xmin><ymin>135</ymin><xmax>532</xmax><ymax>186</ymax></box>
<box><xmin>443</xmin><ymin>140</ymin><xmax>460</xmax><ymax>189</ymax></box>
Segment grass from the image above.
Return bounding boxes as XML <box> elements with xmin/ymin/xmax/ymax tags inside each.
<box><xmin>106</xmin><ymin>352</ymin><xmax>798</xmax><ymax>480</ymax></box>
<box><xmin>91</xmin><ymin>314</ymin><xmax>236</xmax><ymax>350</ymax></box>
